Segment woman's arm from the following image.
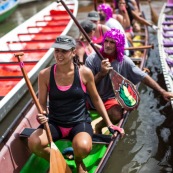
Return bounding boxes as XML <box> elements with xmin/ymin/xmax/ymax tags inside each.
<box><xmin>81</xmin><ymin>66</ymin><xmax>112</xmax><ymax>126</ymax></box>
<box><xmin>38</xmin><ymin>68</ymin><xmax>50</xmax><ymax>112</ymax></box>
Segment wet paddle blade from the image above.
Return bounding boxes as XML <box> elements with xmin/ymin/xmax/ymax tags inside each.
<box><xmin>50</xmin><ymin>142</ymin><xmax>72</xmax><ymax>173</ymax></box>
<box><xmin>109</xmin><ymin>69</ymin><xmax>140</xmax><ymax>110</ymax></box>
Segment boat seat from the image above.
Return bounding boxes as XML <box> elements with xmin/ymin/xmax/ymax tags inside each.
<box><xmin>166</xmin><ymin>4</ymin><xmax>173</xmax><ymax>8</ymax></box>
<box><xmin>162</xmin><ymin>21</ymin><xmax>173</xmax><ymax>25</ymax></box>
<box><xmin>0</xmin><ymin>61</ymin><xmax>38</xmax><ymax>65</ymax></box>
<box><xmin>163</xmin><ymin>27</ymin><xmax>173</xmax><ymax>31</ymax></box>
<box><xmin>164</xmin><ymin>49</ymin><xmax>173</xmax><ymax>55</ymax></box>
<box><xmin>165</xmin><ymin>15</ymin><xmax>173</xmax><ymax>19</ymax></box>
<box><xmin>163</xmin><ymin>33</ymin><xmax>173</xmax><ymax>38</ymax></box>
<box><xmin>131</xmin><ymin>58</ymin><xmax>142</xmax><ymax>61</ymax></box>
<box><xmin>163</xmin><ymin>42</ymin><xmax>173</xmax><ymax>47</ymax></box>
<box><xmin>20</xmin><ymin>128</ymin><xmax>112</xmax><ymax>145</ymax></box>
<box><xmin>0</xmin><ymin>76</ymin><xmax>23</xmax><ymax>79</ymax></box>
<box><xmin>0</xmin><ymin>49</ymin><xmax>48</xmax><ymax>53</ymax></box>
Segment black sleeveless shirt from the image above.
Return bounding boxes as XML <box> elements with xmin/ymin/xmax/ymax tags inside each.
<box><xmin>48</xmin><ymin>64</ymin><xmax>90</xmax><ymax>127</ymax></box>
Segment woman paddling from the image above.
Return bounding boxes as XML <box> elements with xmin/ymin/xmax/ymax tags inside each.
<box><xmin>28</xmin><ymin>35</ymin><xmax>124</xmax><ymax>173</ymax></box>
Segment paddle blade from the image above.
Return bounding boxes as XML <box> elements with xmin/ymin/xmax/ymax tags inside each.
<box><xmin>148</xmin><ymin>0</ymin><xmax>158</xmax><ymax>25</ymax></box>
<box><xmin>50</xmin><ymin>142</ymin><xmax>72</xmax><ymax>173</ymax></box>
<box><xmin>109</xmin><ymin>69</ymin><xmax>140</xmax><ymax>110</ymax></box>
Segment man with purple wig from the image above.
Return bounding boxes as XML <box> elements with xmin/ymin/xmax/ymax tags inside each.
<box><xmin>97</xmin><ymin>3</ymin><xmax>130</xmax><ymax>56</ymax></box>
<box><xmin>85</xmin><ymin>28</ymin><xmax>173</xmax><ymax>134</ymax></box>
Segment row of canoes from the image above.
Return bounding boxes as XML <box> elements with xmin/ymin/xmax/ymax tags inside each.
<box><xmin>0</xmin><ymin>0</ymin><xmax>150</xmax><ymax>172</ymax></box>
<box><xmin>157</xmin><ymin>2</ymin><xmax>173</xmax><ymax>109</ymax></box>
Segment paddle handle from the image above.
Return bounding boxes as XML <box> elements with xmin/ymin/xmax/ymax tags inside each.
<box><xmin>94</xmin><ymin>0</ymin><xmax>97</xmax><ymax>11</ymax></box>
<box><xmin>125</xmin><ymin>44</ymin><xmax>154</xmax><ymax>50</ymax></box>
<box><xmin>58</xmin><ymin>0</ymin><xmax>104</xmax><ymax>61</ymax></box>
<box><xmin>14</xmin><ymin>52</ymin><xmax>53</xmax><ymax>144</ymax></box>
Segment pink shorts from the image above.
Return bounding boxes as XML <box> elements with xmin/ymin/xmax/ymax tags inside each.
<box><xmin>104</xmin><ymin>98</ymin><xmax>120</xmax><ymax>110</ymax></box>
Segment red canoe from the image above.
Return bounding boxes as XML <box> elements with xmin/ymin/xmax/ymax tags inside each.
<box><xmin>0</xmin><ymin>0</ymin><xmax>78</xmax><ymax>121</ymax></box>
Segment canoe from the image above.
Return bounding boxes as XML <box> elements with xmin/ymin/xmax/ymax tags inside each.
<box><xmin>19</xmin><ymin>0</ymin><xmax>40</xmax><ymax>5</ymax></box>
<box><xmin>0</xmin><ymin>0</ymin><xmax>78</xmax><ymax>121</ymax></box>
<box><xmin>0</xmin><ymin>1</ymin><xmax>149</xmax><ymax>173</ymax></box>
<box><xmin>157</xmin><ymin>2</ymin><xmax>173</xmax><ymax>109</ymax></box>
<box><xmin>0</xmin><ymin>0</ymin><xmax>20</xmax><ymax>23</ymax></box>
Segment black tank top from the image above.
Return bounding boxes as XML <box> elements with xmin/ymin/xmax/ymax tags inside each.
<box><xmin>48</xmin><ymin>64</ymin><xmax>90</xmax><ymax>127</ymax></box>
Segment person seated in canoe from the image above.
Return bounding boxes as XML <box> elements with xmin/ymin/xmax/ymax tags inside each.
<box><xmin>76</xmin><ymin>19</ymin><xmax>104</xmax><ymax>63</ymax></box>
<box><xmin>76</xmin><ymin>20</ymin><xmax>96</xmax><ymax>63</ymax></box>
<box><xmin>114</xmin><ymin>0</ymin><xmax>158</xmax><ymax>32</ymax></box>
<box><xmin>97</xmin><ymin>3</ymin><xmax>130</xmax><ymax>56</ymax></box>
<box><xmin>85</xmin><ymin>28</ymin><xmax>173</xmax><ymax>134</ymax></box>
<box><xmin>87</xmin><ymin>10</ymin><xmax>110</xmax><ymax>45</ymax></box>
<box><xmin>28</xmin><ymin>35</ymin><xmax>124</xmax><ymax>173</ymax></box>
<box><xmin>113</xmin><ymin>0</ymin><xmax>134</xmax><ymax>46</ymax></box>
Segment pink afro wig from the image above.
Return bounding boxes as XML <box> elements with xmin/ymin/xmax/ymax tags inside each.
<box><xmin>101</xmin><ymin>28</ymin><xmax>125</xmax><ymax>62</ymax></box>
<box><xmin>97</xmin><ymin>4</ymin><xmax>113</xmax><ymax>21</ymax></box>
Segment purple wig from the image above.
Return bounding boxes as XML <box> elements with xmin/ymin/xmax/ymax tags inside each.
<box><xmin>101</xmin><ymin>28</ymin><xmax>125</xmax><ymax>62</ymax></box>
<box><xmin>97</xmin><ymin>4</ymin><xmax>113</xmax><ymax>21</ymax></box>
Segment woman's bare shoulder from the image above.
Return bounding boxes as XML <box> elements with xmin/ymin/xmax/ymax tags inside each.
<box><xmin>39</xmin><ymin>66</ymin><xmax>51</xmax><ymax>78</ymax></box>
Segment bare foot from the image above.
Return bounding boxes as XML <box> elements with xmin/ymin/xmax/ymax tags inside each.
<box><xmin>76</xmin><ymin>160</ymin><xmax>88</xmax><ymax>173</ymax></box>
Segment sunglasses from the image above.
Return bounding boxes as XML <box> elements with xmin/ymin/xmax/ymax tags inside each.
<box><xmin>56</xmin><ymin>37</ymin><xmax>74</xmax><ymax>44</ymax></box>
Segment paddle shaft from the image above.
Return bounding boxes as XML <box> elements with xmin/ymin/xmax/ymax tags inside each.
<box><xmin>94</xmin><ymin>0</ymin><xmax>97</xmax><ymax>11</ymax></box>
<box><xmin>58</xmin><ymin>0</ymin><xmax>140</xmax><ymax>111</ymax></box>
<box><xmin>14</xmin><ymin>52</ymin><xmax>52</xmax><ymax>144</ymax></box>
<box><xmin>125</xmin><ymin>44</ymin><xmax>154</xmax><ymax>50</ymax></box>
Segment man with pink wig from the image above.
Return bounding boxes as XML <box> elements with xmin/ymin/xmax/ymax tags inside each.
<box><xmin>85</xmin><ymin>28</ymin><xmax>173</xmax><ymax>134</ymax></box>
<box><xmin>97</xmin><ymin>3</ymin><xmax>130</xmax><ymax>56</ymax></box>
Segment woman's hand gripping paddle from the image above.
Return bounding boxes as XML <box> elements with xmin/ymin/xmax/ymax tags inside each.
<box><xmin>58</xmin><ymin>0</ymin><xmax>140</xmax><ymax>111</ymax></box>
<box><xmin>14</xmin><ymin>52</ymin><xmax>72</xmax><ymax>173</ymax></box>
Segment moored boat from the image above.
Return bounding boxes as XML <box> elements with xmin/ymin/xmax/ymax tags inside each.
<box><xmin>0</xmin><ymin>0</ymin><xmax>20</xmax><ymax>23</ymax></box>
<box><xmin>157</xmin><ymin>2</ymin><xmax>173</xmax><ymax>109</ymax></box>
<box><xmin>0</xmin><ymin>0</ymin><xmax>78</xmax><ymax>121</ymax></box>
<box><xmin>19</xmin><ymin>0</ymin><xmax>40</xmax><ymax>5</ymax></box>
<box><xmin>0</xmin><ymin>1</ymin><xmax>150</xmax><ymax>173</ymax></box>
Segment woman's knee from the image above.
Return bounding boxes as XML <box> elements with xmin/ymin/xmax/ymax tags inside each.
<box><xmin>28</xmin><ymin>129</ymin><xmax>48</xmax><ymax>153</ymax></box>
<box><xmin>72</xmin><ymin>132</ymin><xmax>92</xmax><ymax>158</ymax></box>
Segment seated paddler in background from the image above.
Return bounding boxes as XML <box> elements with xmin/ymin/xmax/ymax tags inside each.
<box><xmin>87</xmin><ymin>10</ymin><xmax>110</xmax><ymax>45</ymax></box>
<box><xmin>97</xmin><ymin>3</ymin><xmax>130</xmax><ymax>56</ymax></box>
<box><xmin>85</xmin><ymin>28</ymin><xmax>173</xmax><ymax>134</ymax></box>
<box><xmin>28</xmin><ymin>35</ymin><xmax>124</xmax><ymax>173</ymax></box>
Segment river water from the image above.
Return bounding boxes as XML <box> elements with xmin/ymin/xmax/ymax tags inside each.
<box><xmin>1</xmin><ymin>0</ymin><xmax>173</xmax><ymax>173</ymax></box>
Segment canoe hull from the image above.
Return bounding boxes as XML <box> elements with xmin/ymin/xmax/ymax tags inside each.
<box><xmin>0</xmin><ymin>0</ymin><xmax>19</xmax><ymax>23</ymax></box>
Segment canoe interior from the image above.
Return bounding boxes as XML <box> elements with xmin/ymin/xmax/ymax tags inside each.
<box><xmin>20</xmin><ymin>110</ymin><xmax>108</xmax><ymax>173</ymax></box>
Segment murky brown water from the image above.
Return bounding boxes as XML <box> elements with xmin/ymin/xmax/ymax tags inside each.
<box><xmin>1</xmin><ymin>0</ymin><xmax>173</xmax><ymax>172</ymax></box>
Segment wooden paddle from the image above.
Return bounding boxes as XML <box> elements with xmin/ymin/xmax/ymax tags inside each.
<box><xmin>58</xmin><ymin>0</ymin><xmax>140</xmax><ymax>111</ymax></box>
<box><xmin>148</xmin><ymin>0</ymin><xmax>158</xmax><ymax>25</ymax></box>
<box><xmin>125</xmin><ymin>44</ymin><xmax>154</xmax><ymax>50</ymax></box>
<box><xmin>14</xmin><ymin>52</ymin><xmax>72</xmax><ymax>173</ymax></box>
<box><xmin>94</xmin><ymin>0</ymin><xmax>97</xmax><ymax>11</ymax></box>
